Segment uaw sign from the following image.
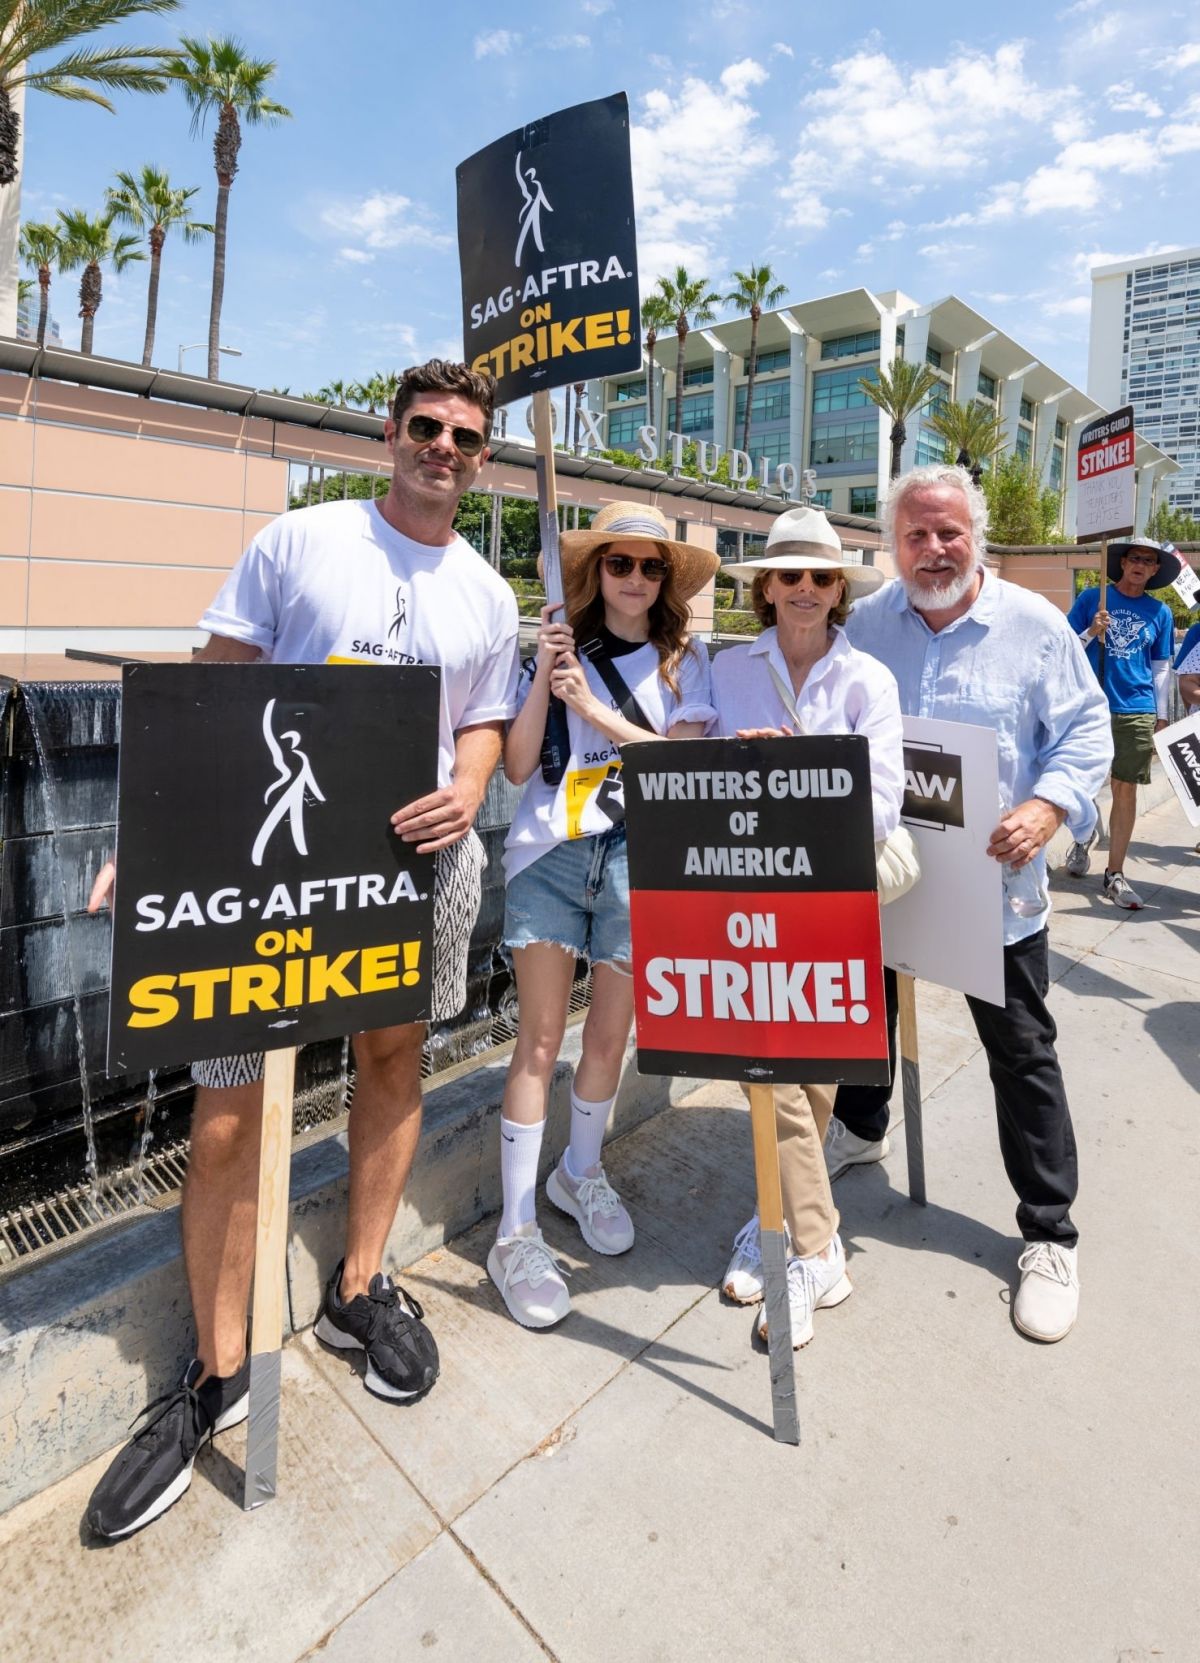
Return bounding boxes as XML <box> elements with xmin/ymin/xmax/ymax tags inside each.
<box><xmin>1076</xmin><ymin>403</ymin><xmax>1135</xmax><ymax>544</ymax></box>
<box><xmin>457</xmin><ymin>92</ymin><xmax>640</xmax><ymax>406</ymax></box>
<box><xmin>107</xmin><ymin>664</ymin><xmax>440</xmax><ymax>1071</ymax></box>
<box><xmin>1154</xmin><ymin>710</ymin><xmax>1200</xmax><ymax>828</ymax></box>
<box><xmin>624</xmin><ymin>736</ymin><xmax>889</xmax><ymax>1085</ymax></box>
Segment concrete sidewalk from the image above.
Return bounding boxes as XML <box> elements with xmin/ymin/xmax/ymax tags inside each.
<box><xmin>2</xmin><ymin>795</ymin><xmax>1197</xmax><ymax>1663</ymax></box>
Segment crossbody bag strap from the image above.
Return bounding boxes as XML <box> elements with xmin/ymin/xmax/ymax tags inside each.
<box><xmin>579</xmin><ymin>639</ymin><xmax>657</xmax><ymax>733</ymax></box>
<box><xmin>765</xmin><ymin>658</ymin><xmax>808</xmax><ymax>736</ymax></box>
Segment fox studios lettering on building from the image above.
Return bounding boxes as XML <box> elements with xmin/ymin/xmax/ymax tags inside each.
<box><xmin>623</xmin><ymin>736</ymin><xmax>890</xmax><ymax>1087</ymax></box>
<box><xmin>107</xmin><ymin>663</ymin><xmax>440</xmax><ymax>1072</ymax></box>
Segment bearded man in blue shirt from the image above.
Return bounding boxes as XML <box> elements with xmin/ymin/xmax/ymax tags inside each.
<box><xmin>831</xmin><ymin>465</ymin><xmax>1111</xmax><ymax>1344</ymax></box>
<box><xmin>1065</xmin><ymin>539</ymin><xmax>1181</xmax><ymax>908</ymax></box>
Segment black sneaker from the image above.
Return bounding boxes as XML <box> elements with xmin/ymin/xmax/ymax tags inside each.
<box><xmin>313</xmin><ymin>1259</ymin><xmax>439</xmax><ymax>1400</ymax></box>
<box><xmin>86</xmin><ymin>1356</ymin><xmax>250</xmax><ymax>1539</ymax></box>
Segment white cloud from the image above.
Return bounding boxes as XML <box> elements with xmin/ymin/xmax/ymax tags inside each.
<box><xmin>474</xmin><ymin>29</ymin><xmax>518</xmax><ymax>58</ymax></box>
<box><xmin>338</xmin><ymin>247</ymin><xmax>373</xmax><ymax>265</ymax></box>
<box><xmin>1159</xmin><ymin>119</ymin><xmax>1200</xmax><ymax>154</ymax></box>
<box><xmin>720</xmin><ymin>58</ymin><xmax>768</xmax><ymax>97</ymax></box>
<box><xmin>770</xmin><ymin>41</ymin><xmax>794</xmax><ymax>58</ymax></box>
<box><xmin>784</xmin><ymin>43</ymin><xmax>1072</xmax><ymax>228</ymax></box>
<box><xmin>1051</xmin><ymin>111</ymin><xmax>1091</xmax><ymax>144</ymax></box>
<box><xmin>580</xmin><ymin>0</ymin><xmax>613</xmax><ymax>12</ymax></box>
<box><xmin>1022</xmin><ymin>130</ymin><xmax>1161</xmax><ymax>213</ymax></box>
<box><xmin>319</xmin><ymin>192</ymin><xmax>451</xmax><ymax>254</ymax></box>
<box><xmin>1042</xmin><ymin>294</ymin><xmax>1092</xmax><ymax>317</ymax></box>
<box><xmin>547</xmin><ymin>33</ymin><xmax>590</xmax><ymax>49</ymax></box>
<box><xmin>1172</xmin><ymin>43</ymin><xmax>1200</xmax><ymax>69</ymax></box>
<box><xmin>917</xmin><ymin>240</ymin><xmax>976</xmax><ymax>261</ymax></box>
<box><xmin>1106</xmin><ymin>82</ymin><xmax>1163</xmax><ymax>117</ymax></box>
<box><xmin>632</xmin><ymin>64</ymin><xmax>775</xmax><ymax>278</ymax></box>
<box><xmin>1068</xmin><ymin>243</ymin><xmax>1183</xmax><ymax>285</ymax></box>
<box><xmin>856</xmin><ymin>241</ymin><xmax>875</xmax><ymax>258</ymax></box>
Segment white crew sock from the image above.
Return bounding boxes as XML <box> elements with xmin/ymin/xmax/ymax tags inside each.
<box><xmin>565</xmin><ymin>1086</ymin><xmax>616</xmax><ymax>1179</ymax></box>
<box><xmin>499</xmin><ymin>1115</ymin><xmax>545</xmax><ymax>1238</ymax></box>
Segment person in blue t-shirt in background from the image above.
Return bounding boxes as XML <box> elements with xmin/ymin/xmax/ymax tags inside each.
<box><xmin>1065</xmin><ymin>538</ymin><xmax>1181</xmax><ymax>908</ymax></box>
<box><xmin>1176</xmin><ymin>614</ymin><xmax>1200</xmax><ymax>713</ymax></box>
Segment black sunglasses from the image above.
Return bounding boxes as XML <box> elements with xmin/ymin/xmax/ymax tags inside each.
<box><xmin>775</xmin><ymin>568</ymin><xmax>841</xmax><ymax>588</ymax></box>
<box><xmin>602</xmin><ymin>554</ymin><xmax>670</xmax><ymax>581</ymax></box>
<box><xmin>405</xmin><ymin>414</ymin><xmax>486</xmax><ymax>457</ymax></box>
<box><xmin>1123</xmin><ymin>554</ymin><xmax>1157</xmax><ymax>566</ymax></box>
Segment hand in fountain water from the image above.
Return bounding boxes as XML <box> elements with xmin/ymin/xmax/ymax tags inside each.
<box><xmin>87</xmin><ymin>860</ymin><xmax>116</xmax><ymax>913</ymax></box>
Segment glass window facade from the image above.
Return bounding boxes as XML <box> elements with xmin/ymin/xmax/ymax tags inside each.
<box><xmin>1015</xmin><ymin>427</ymin><xmax>1032</xmax><ymax>461</ymax></box>
<box><xmin>614</xmin><ymin>378</ymin><xmax>646</xmax><ymax>402</ymax></box>
<box><xmin>750</xmin><ymin>347</ymin><xmax>790</xmax><ymax>375</ymax></box>
<box><xmin>812</xmin><ymin>365</ymin><xmax>878</xmax><ymax>412</ymax></box>
<box><xmin>678</xmin><ymin>393</ymin><xmax>713</xmax><ymax>434</ymax></box>
<box><xmin>752</xmin><ymin>430</ymin><xmax>791</xmax><ymax>466</ymax></box>
<box><xmin>1049</xmin><ymin>445</ymin><xmax>1064</xmax><ymax>490</ymax></box>
<box><xmin>1019</xmin><ymin>396</ymin><xmax>1034</xmax><ymax>422</ymax></box>
<box><xmin>977</xmin><ymin>370</ymin><xmax>997</xmax><ymax>400</ymax></box>
<box><xmin>736</xmin><ymin>381</ymin><xmax>791</xmax><ymax>425</ymax></box>
<box><xmin>915</xmin><ymin>433</ymin><xmax>947</xmax><ymax>466</ymax></box>
<box><xmin>607</xmin><ymin>404</ymin><xmax>645</xmax><ymax>447</ymax></box>
<box><xmin>926</xmin><ymin>346</ymin><xmax>943</xmax><ymax>368</ymax></box>
<box><xmin>682</xmin><ymin>364</ymin><xmax>713</xmax><ymax>387</ymax></box>
<box><xmin>810</xmin><ymin>419</ymin><xmax>878</xmax><ymax>465</ymax></box>
<box><xmin>810</xmin><ymin>489</ymin><xmax>833</xmax><ymax>508</ymax></box>
<box><xmin>821</xmin><ymin>329</ymin><xmax>881</xmax><ymax>360</ymax></box>
<box><xmin>850</xmin><ymin>487</ymin><xmax>877</xmax><ymax>516</ymax></box>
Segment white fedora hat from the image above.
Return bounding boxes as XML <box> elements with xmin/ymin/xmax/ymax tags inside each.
<box><xmin>724</xmin><ymin>505</ymin><xmax>885</xmax><ymax>599</ymax></box>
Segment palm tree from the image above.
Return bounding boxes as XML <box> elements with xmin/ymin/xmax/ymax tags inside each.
<box><xmin>317</xmin><ymin>379</ymin><xmax>349</xmax><ymax>407</ymax></box>
<box><xmin>352</xmin><ymin>374</ymin><xmax>389</xmax><ymax>414</ymax></box>
<box><xmin>378</xmin><ymin>369</ymin><xmax>400</xmax><ymax>417</ymax></box>
<box><xmin>167</xmin><ymin>35</ymin><xmax>291</xmax><ymax>379</ymax></box>
<box><xmin>0</xmin><ymin>1</ymin><xmax>179</xmax><ymax>189</ymax></box>
<box><xmin>105</xmin><ymin>165</ymin><xmax>212</xmax><ymax>366</ymax></box>
<box><xmin>859</xmin><ymin>356</ymin><xmax>942</xmax><ymax>480</ymax></box>
<box><xmin>928</xmin><ymin>399</ymin><xmax>1006</xmax><ymax>482</ymax></box>
<box><xmin>57</xmin><ymin>207</ymin><xmax>143</xmax><ymax>352</ymax></box>
<box><xmin>725</xmin><ymin>263</ymin><xmax>787</xmax><ymax>452</ymax></box>
<box><xmin>655</xmin><ymin>267</ymin><xmax>720</xmax><ymax>434</ymax></box>
<box><xmin>640</xmin><ymin>292</ymin><xmax>672</xmax><ymax>442</ymax></box>
<box><xmin>19</xmin><ymin>218</ymin><xmax>65</xmax><ymax>343</ymax></box>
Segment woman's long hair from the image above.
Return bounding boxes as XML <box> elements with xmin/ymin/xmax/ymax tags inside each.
<box><xmin>565</xmin><ymin>543</ymin><xmax>694</xmax><ymax>695</ymax></box>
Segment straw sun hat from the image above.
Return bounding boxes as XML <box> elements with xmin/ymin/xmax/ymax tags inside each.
<box><xmin>724</xmin><ymin>505</ymin><xmax>885</xmax><ymax>600</ymax></box>
<box><xmin>551</xmin><ymin>501</ymin><xmax>720</xmax><ymax>604</ymax></box>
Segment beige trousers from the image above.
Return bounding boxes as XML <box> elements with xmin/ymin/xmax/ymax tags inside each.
<box><xmin>740</xmin><ymin>1080</ymin><xmax>839</xmax><ymax>1257</ymax></box>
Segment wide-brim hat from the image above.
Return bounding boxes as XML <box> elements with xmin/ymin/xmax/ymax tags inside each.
<box><xmin>550</xmin><ymin>500</ymin><xmax>720</xmax><ymax>604</ymax></box>
<box><xmin>1107</xmin><ymin>537</ymin><xmax>1183</xmax><ymax>588</ymax></box>
<box><xmin>724</xmin><ymin>504</ymin><xmax>884</xmax><ymax>599</ymax></box>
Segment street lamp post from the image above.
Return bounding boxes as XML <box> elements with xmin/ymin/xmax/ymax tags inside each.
<box><xmin>178</xmin><ymin>342</ymin><xmax>242</xmax><ymax>374</ymax></box>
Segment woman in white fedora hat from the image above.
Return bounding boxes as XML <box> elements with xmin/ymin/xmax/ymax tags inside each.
<box><xmin>712</xmin><ymin>505</ymin><xmax>908</xmax><ymax>1350</ymax></box>
<box><xmin>489</xmin><ymin>501</ymin><xmax>718</xmax><ymax>1328</ymax></box>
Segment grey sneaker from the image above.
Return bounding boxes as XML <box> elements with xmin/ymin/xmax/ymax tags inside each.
<box><xmin>824</xmin><ymin>1115</ymin><xmax>890</xmax><ymax>1179</ymax></box>
<box><xmin>1102</xmin><ymin>870</ymin><xmax>1143</xmax><ymax>909</ymax></box>
<box><xmin>1064</xmin><ymin>828</ymin><xmax>1097</xmax><ymax>878</ymax></box>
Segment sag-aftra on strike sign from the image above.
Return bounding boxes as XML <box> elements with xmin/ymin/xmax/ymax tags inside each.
<box><xmin>623</xmin><ymin>736</ymin><xmax>890</xmax><ymax>1086</ymax></box>
<box><xmin>107</xmin><ymin>664</ymin><xmax>440</xmax><ymax>1072</ymax></box>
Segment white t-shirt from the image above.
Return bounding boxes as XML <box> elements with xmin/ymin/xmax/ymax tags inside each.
<box><xmin>200</xmin><ymin>499</ymin><xmax>521</xmax><ymax>787</ymax></box>
<box><xmin>709</xmin><ymin>626</ymin><xmax>905</xmax><ymax>843</ymax></box>
<box><xmin>503</xmin><ymin>635</ymin><xmax>716</xmax><ymax>881</ymax></box>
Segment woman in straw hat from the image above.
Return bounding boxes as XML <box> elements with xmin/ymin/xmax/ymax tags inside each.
<box><xmin>714</xmin><ymin>506</ymin><xmax>907</xmax><ymax>1350</ymax></box>
<box><xmin>489</xmin><ymin>501</ymin><xmax>719</xmax><ymax>1328</ymax></box>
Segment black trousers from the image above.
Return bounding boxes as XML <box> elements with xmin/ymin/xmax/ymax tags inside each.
<box><xmin>834</xmin><ymin>930</ymin><xmax>1079</xmax><ymax>1246</ymax></box>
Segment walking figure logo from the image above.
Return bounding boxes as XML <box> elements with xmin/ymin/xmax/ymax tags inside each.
<box><xmin>514</xmin><ymin>151</ymin><xmax>552</xmax><ymax>267</ymax></box>
<box><xmin>251</xmin><ymin>699</ymin><xmax>326</xmax><ymax>868</ymax></box>
<box><xmin>388</xmin><ymin>585</ymin><xmax>407</xmax><ymax>641</ymax></box>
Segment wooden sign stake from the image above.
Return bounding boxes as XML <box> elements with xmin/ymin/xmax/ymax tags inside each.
<box><xmin>746</xmin><ymin>1083</ymin><xmax>800</xmax><ymax>1445</ymax></box>
<box><xmin>896</xmin><ymin>974</ymin><xmax>926</xmax><ymax>1206</ymax></box>
<box><xmin>1097</xmin><ymin>537</ymin><xmax>1109</xmax><ymax>698</ymax></box>
<box><xmin>243</xmin><ymin>1044</ymin><xmax>298</xmax><ymax>1510</ymax></box>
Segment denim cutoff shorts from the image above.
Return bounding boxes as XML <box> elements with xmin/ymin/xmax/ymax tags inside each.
<box><xmin>503</xmin><ymin>825</ymin><xmax>631</xmax><ymax>968</ymax></box>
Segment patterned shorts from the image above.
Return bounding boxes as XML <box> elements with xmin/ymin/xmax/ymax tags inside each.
<box><xmin>191</xmin><ymin>831</ymin><xmax>485</xmax><ymax>1090</ymax></box>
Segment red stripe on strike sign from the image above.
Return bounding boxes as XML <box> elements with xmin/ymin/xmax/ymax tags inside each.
<box><xmin>630</xmin><ymin>888</ymin><xmax>888</xmax><ymax>1064</ymax></box>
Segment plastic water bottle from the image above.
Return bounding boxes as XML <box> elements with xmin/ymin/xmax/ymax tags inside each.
<box><xmin>999</xmin><ymin>801</ymin><xmax>1049</xmax><ymax>917</ymax></box>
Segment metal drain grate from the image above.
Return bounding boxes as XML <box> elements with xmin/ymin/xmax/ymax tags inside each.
<box><xmin>0</xmin><ymin>1140</ymin><xmax>190</xmax><ymax>1266</ymax></box>
<box><xmin>0</xmin><ymin>979</ymin><xmax>593</xmax><ymax>1267</ymax></box>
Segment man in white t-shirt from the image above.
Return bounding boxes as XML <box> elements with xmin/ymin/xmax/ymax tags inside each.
<box><xmin>86</xmin><ymin>361</ymin><xmax>520</xmax><ymax>1541</ymax></box>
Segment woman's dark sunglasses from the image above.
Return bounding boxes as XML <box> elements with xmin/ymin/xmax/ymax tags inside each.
<box><xmin>601</xmin><ymin>553</ymin><xmax>670</xmax><ymax>581</ymax></box>
<box><xmin>405</xmin><ymin>414</ymin><xmax>486</xmax><ymax>457</ymax></box>
<box><xmin>775</xmin><ymin>568</ymin><xmax>841</xmax><ymax>588</ymax></box>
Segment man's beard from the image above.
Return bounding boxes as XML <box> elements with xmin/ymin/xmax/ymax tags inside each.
<box><xmin>902</xmin><ymin>563</ymin><xmax>980</xmax><ymax>613</ymax></box>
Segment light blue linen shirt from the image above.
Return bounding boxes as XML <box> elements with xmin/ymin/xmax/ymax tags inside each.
<box><xmin>846</xmin><ymin>570</ymin><xmax>1114</xmax><ymax>945</ymax></box>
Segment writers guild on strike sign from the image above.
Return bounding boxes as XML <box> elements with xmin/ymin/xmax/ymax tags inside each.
<box><xmin>107</xmin><ymin>662</ymin><xmax>441</xmax><ymax>1074</ymax></box>
<box><xmin>457</xmin><ymin>93</ymin><xmax>641</xmax><ymax>406</ymax></box>
<box><xmin>622</xmin><ymin>736</ymin><xmax>890</xmax><ymax>1087</ymax></box>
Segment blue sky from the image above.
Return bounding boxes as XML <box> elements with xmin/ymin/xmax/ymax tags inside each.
<box><xmin>16</xmin><ymin>0</ymin><xmax>1200</xmax><ymax>399</ymax></box>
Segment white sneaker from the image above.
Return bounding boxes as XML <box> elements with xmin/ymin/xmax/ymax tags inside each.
<box><xmin>1013</xmin><ymin>1242</ymin><xmax>1079</xmax><ymax>1342</ymax></box>
<box><xmin>722</xmin><ymin>1215</ymin><xmax>766</xmax><ymax>1305</ymax></box>
<box><xmin>824</xmin><ymin>1116</ymin><xmax>890</xmax><ymax>1179</ymax></box>
<box><xmin>756</xmin><ymin>1234</ymin><xmax>853</xmax><ymax>1349</ymax></box>
<box><xmin>487</xmin><ymin>1224</ymin><xmax>571</xmax><ymax>1329</ymax></box>
<box><xmin>546</xmin><ymin>1157</ymin><xmax>634</xmax><ymax>1255</ymax></box>
<box><xmin>1102</xmin><ymin>871</ymin><xmax>1143</xmax><ymax>909</ymax></box>
<box><xmin>1064</xmin><ymin>828</ymin><xmax>1098</xmax><ymax>878</ymax></box>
